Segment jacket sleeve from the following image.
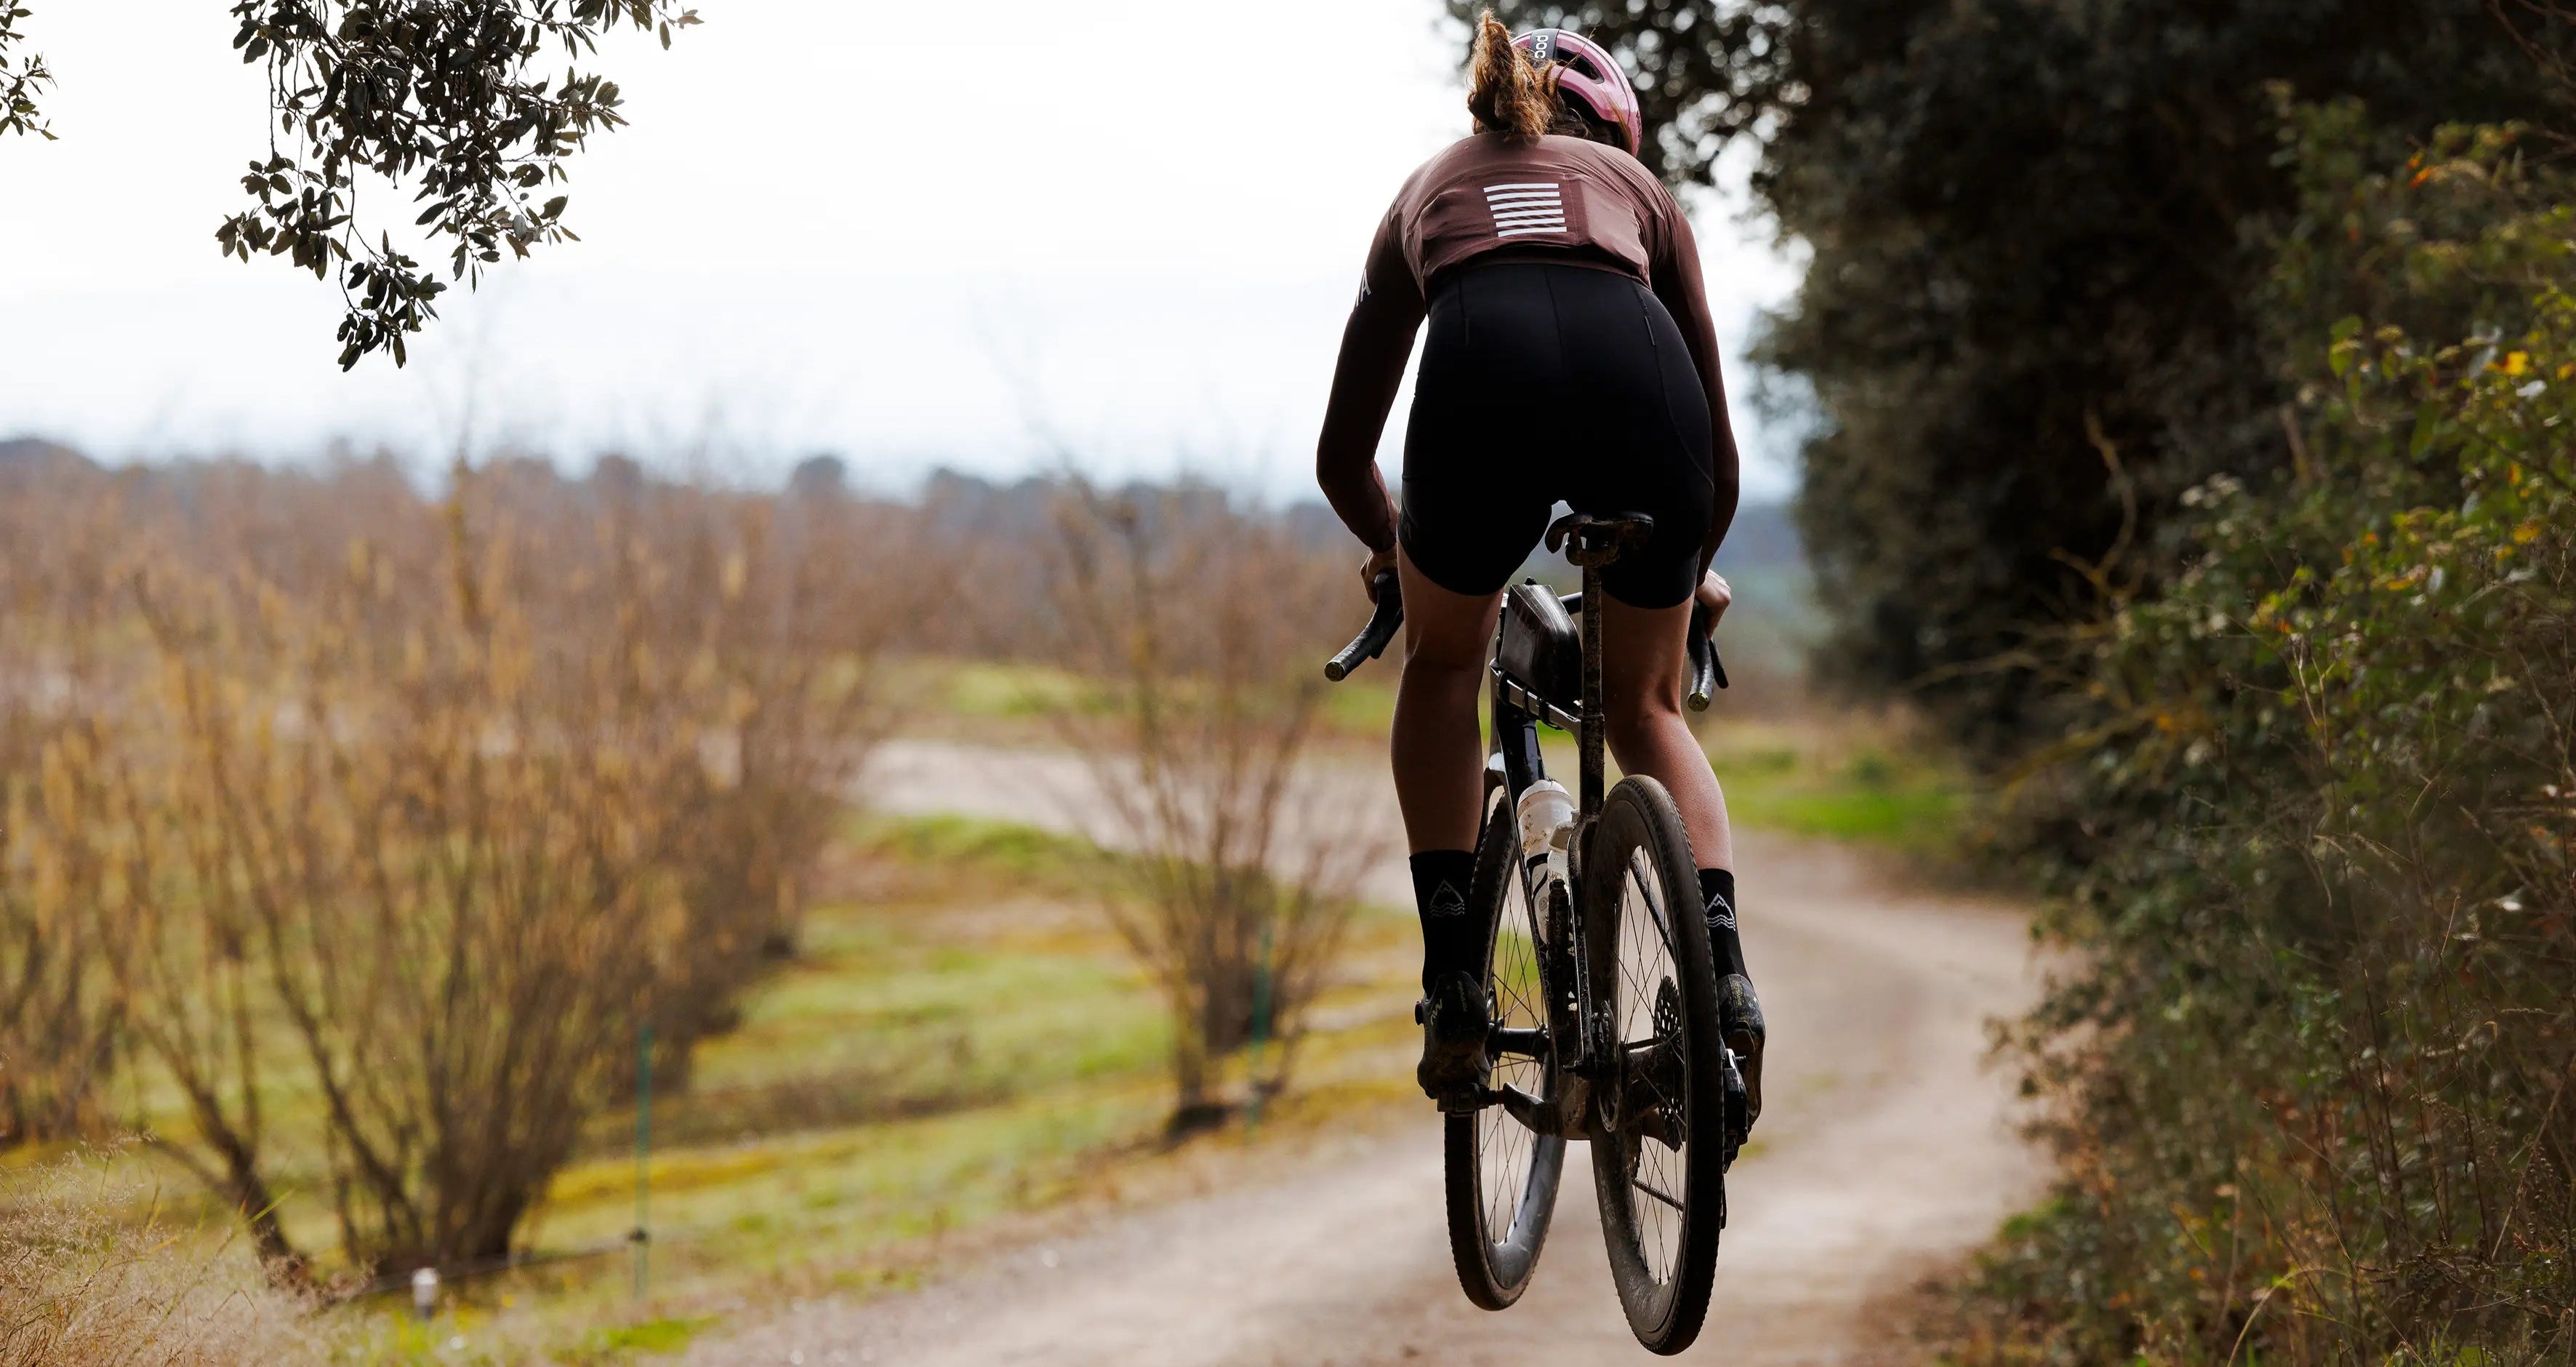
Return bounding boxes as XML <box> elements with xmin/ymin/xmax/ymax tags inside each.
<box><xmin>1313</xmin><ymin>203</ymin><xmax>1427</xmax><ymax>555</ymax></box>
<box><xmin>1648</xmin><ymin>190</ymin><xmax>1742</xmax><ymax>572</ymax></box>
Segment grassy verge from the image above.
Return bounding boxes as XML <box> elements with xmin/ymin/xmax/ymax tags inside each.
<box><xmin>0</xmin><ymin>1155</ymin><xmax>324</xmax><ymax>1367</ymax></box>
<box><xmin>1698</xmin><ymin>716</ymin><xmax>1963</xmax><ymax>854</ymax></box>
<box><xmin>881</xmin><ymin>657</ymin><xmax>1400</xmax><ymax>750</ymax></box>
<box><xmin>1524</xmin><ymin>713</ymin><xmax>1963</xmax><ymax>856</ymax></box>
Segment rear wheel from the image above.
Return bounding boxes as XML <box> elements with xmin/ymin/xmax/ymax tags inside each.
<box><xmin>1584</xmin><ymin>776</ymin><xmax>1726</xmax><ymax>1355</ymax></box>
<box><xmin>1443</xmin><ymin>787</ymin><xmax>1566</xmax><ymax>1310</ymax></box>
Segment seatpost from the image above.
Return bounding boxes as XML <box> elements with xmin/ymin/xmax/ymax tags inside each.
<box><xmin>1578</xmin><ymin>557</ymin><xmax>1607</xmax><ymax>817</ymax></box>
<box><xmin>1547</xmin><ymin>512</ymin><xmax>1653</xmax><ymax>843</ymax></box>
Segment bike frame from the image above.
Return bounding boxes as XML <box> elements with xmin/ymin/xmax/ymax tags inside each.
<box><xmin>1485</xmin><ymin>619</ymin><xmax>1602</xmax><ymax>1140</ymax></box>
<box><xmin>1484</xmin><ymin>517</ymin><xmax>1657</xmax><ymax>1139</ymax></box>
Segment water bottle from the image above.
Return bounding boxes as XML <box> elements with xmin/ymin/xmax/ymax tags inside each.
<box><xmin>1515</xmin><ymin>780</ymin><xmax>1575</xmax><ymax>883</ymax></box>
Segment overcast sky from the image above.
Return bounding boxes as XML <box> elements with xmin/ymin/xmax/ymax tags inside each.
<box><xmin>0</xmin><ymin>1</ymin><xmax>1801</xmax><ymax>502</ymax></box>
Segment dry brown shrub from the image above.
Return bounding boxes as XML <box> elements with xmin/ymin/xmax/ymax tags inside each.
<box><xmin>0</xmin><ymin>460</ymin><xmax>132</xmax><ymax>1148</ymax></box>
<box><xmin>0</xmin><ymin>452</ymin><xmax>947</xmax><ymax>1278</ymax></box>
<box><xmin>1046</xmin><ymin>482</ymin><xmax>1392</xmax><ymax>1131</ymax></box>
<box><xmin>0</xmin><ymin>1155</ymin><xmax>326</xmax><ymax>1367</ymax></box>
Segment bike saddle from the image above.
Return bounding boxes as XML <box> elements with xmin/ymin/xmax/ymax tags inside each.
<box><xmin>1545</xmin><ymin>511</ymin><xmax>1656</xmax><ymax>568</ymax></box>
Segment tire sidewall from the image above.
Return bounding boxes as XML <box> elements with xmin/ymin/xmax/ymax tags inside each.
<box><xmin>1443</xmin><ymin>788</ymin><xmax>1567</xmax><ymax>1310</ymax></box>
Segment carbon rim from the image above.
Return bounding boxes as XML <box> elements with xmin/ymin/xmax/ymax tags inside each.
<box><xmin>1476</xmin><ymin>851</ymin><xmax>1549</xmax><ymax>1249</ymax></box>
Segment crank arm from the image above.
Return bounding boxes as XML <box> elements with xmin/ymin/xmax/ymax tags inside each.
<box><xmin>1494</xmin><ymin>1079</ymin><xmax>1596</xmax><ymax>1142</ymax></box>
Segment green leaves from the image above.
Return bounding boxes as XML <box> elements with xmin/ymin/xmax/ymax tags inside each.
<box><xmin>0</xmin><ymin>3</ymin><xmax>53</xmax><ymax>140</ymax></box>
<box><xmin>214</xmin><ymin>1</ymin><xmax>696</xmax><ymax>369</ymax></box>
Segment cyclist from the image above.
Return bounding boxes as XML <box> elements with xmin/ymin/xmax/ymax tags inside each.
<box><xmin>1314</xmin><ymin>15</ymin><xmax>1763</xmax><ymax>1127</ymax></box>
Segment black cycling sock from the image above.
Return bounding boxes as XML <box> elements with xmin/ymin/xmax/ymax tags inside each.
<box><xmin>1411</xmin><ymin>849</ymin><xmax>1480</xmax><ymax>992</ymax></box>
<box><xmin>1698</xmin><ymin>867</ymin><xmax>1747</xmax><ymax>981</ymax></box>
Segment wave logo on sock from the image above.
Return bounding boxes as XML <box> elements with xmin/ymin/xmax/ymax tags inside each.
<box><xmin>1429</xmin><ymin>880</ymin><xmax>1469</xmax><ymax>918</ymax></box>
<box><xmin>1704</xmin><ymin>891</ymin><xmax>1736</xmax><ymax>931</ymax></box>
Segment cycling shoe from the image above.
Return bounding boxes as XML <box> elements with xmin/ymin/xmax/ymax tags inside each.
<box><xmin>1414</xmin><ymin>969</ymin><xmax>1491</xmax><ymax>1113</ymax></box>
<box><xmin>1717</xmin><ymin>973</ymin><xmax>1765</xmax><ymax>1130</ymax></box>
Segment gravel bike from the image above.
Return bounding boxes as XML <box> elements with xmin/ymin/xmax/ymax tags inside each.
<box><xmin>1325</xmin><ymin>512</ymin><xmax>1749</xmax><ymax>1356</ymax></box>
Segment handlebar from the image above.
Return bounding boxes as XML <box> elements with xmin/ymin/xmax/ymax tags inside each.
<box><xmin>1323</xmin><ymin>574</ymin><xmax>1730</xmax><ymax>703</ymax></box>
<box><xmin>1323</xmin><ymin>572</ymin><xmax>1403</xmax><ymax>681</ymax></box>
<box><xmin>1686</xmin><ymin>602</ymin><xmax>1728</xmax><ymax>711</ymax></box>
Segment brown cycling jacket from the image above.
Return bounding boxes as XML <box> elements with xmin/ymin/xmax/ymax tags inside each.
<box><xmin>1315</xmin><ymin>132</ymin><xmax>1738</xmax><ymax>561</ymax></box>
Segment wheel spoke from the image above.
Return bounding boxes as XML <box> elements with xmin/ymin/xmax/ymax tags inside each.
<box><xmin>1634</xmin><ymin>1175</ymin><xmax>1685</xmax><ymax>1211</ymax></box>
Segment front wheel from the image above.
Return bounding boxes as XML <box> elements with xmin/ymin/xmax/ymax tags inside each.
<box><xmin>1443</xmin><ymin>786</ymin><xmax>1567</xmax><ymax>1309</ymax></box>
<box><xmin>1584</xmin><ymin>776</ymin><xmax>1727</xmax><ymax>1355</ymax></box>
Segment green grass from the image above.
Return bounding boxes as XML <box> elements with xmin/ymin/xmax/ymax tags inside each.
<box><xmin>1706</xmin><ymin>732</ymin><xmax>1964</xmax><ymax>851</ymax></box>
<box><xmin>537</xmin><ymin>813</ymin><xmax>1173</xmax><ymax>1249</ymax></box>
<box><xmin>1530</xmin><ymin>716</ymin><xmax>1966</xmax><ymax>854</ymax></box>
<box><xmin>932</xmin><ymin>660</ymin><xmax>1103</xmax><ymax>721</ymax></box>
<box><xmin>558</xmin><ymin>1316</ymin><xmax>717</xmax><ymax>1365</ymax></box>
<box><xmin>1316</xmin><ymin>670</ymin><xmax>1398</xmax><ymax>738</ymax></box>
<box><xmin>850</xmin><ymin>809</ymin><xmax>1106</xmax><ymax>891</ymax></box>
<box><xmin>886</xmin><ymin>656</ymin><xmax>1400</xmax><ymax>746</ymax></box>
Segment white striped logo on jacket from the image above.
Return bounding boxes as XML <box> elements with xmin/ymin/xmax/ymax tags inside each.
<box><xmin>1484</xmin><ymin>182</ymin><xmax>1566</xmax><ymax>238</ymax></box>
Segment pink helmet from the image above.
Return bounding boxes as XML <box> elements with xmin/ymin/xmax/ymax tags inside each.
<box><xmin>1513</xmin><ymin>28</ymin><xmax>1642</xmax><ymax>158</ymax></box>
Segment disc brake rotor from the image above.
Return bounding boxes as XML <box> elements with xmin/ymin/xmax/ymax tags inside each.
<box><xmin>1616</xmin><ymin>977</ymin><xmax>1690</xmax><ymax>1150</ymax></box>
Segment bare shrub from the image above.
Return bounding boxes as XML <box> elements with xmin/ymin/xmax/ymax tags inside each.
<box><xmin>604</xmin><ymin>477</ymin><xmax>936</xmax><ymax>1079</ymax></box>
<box><xmin>1046</xmin><ymin>482</ymin><xmax>1391</xmax><ymax>1131</ymax></box>
<box><xmin>114</xmin><ymin>493</ymin><xmax>696</xmax><ymax>1275</ymax></box>
<box><xmin>0</xmin><ymin>464</ymin><xmax>131</xmax><ymax>1147</ymax></box>
<box><xmin>0</xmin><ymin>452</ymin><xmax>934</xmax><ymax>1278</ymax></box>
<box><xmin>0</xmin><ymin>1155</ymin><xmax>326</xmax><ymax>1367</ymax></box>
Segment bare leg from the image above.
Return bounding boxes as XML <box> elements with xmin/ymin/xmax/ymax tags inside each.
<box><xmin>1389</xmin><ymin>547</ymin><xmax>1504</xmax><ymax>854</ymax></box>
<box><xmin>1597</xmin><ymin>593</ymin><xmax>1733</xmax><ymax>871</ymax></box>
<box><xmin>1599</xmin><ymin>590</ymin><xmax>1760</xmax><ymax>1121</ymax></box>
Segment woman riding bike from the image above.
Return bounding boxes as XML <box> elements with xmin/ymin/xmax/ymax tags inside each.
<box><xmin>1314</xmin><ymin>15</ymin><xmax>1765</xmax><ymax>1127</ymax></box>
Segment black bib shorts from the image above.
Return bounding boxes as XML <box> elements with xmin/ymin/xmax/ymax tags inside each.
<box><xmin>1397</xmin><ymin>261</ymin><xmax>1716</xmax><ymax>610</ymax></box>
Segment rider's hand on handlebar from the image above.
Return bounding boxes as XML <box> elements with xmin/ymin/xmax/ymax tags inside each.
<box><xmin>1360</xmin><ymin>545</ymin><xmax>1399</xmax><ymax>601</ymax></box>
<box><xmin>1694</xmin><ymin>570</ymin><xmax>1732</xmax><ymax>629</ymax></box>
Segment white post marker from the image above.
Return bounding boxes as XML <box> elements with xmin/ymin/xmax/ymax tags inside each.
<box><xmin>411</xmin><ymin>1267</ymin><xmax>439</xmax><ymax>1320</ymax></box>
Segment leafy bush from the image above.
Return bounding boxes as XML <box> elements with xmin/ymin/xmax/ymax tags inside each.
<box><xmin>1961</xmin><ymin>121</ymin><xmax>2576</xmax><ymax>1363</ymax></box>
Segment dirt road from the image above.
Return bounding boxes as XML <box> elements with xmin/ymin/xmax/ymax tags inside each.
<box><xmin>690</xmin><ymin>741</ymin><xmax>2045</xmax><ymax>1366</ymax></box>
